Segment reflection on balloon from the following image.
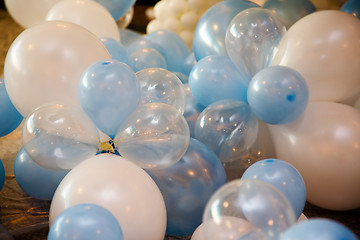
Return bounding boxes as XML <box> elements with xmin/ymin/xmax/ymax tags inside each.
<box><xmin>128</xmin><ymin>48</ymin><xmax>167</xmax><ymax>72</ymax></box>
<box><xmin>99</xmin><ymin>37</ymin><xmax>129</xmax><ymax>64</ymax></box>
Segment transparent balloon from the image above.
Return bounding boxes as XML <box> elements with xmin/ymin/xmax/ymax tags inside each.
<box><xmin>115</xmin><ymin>103</ymin><xmax>190</xmax><ymax>169</ymax></box>
<box><xmin>22</xmin><ymin>104</ymin><xmax>100</xmax><ymax>171</ymax></box>
<box><xmin>93</xmin><ymin>0</ymin><xmax>136</xmax><ymax>20</ymax></box>
<box><xmin>99</xmin><ymin>37</ymin><xmax>129</xmax><ymax>64</ymax></box>
<box><xmin>340</xmin><ymin>0</ymin><xmax>360</xmax><ymax>19</ymax></box>
<box><xmin>119</xmin><ymin>28</ymin><xmax>144</xmax><ymax>48</ymax></box>
<box><xmin>183</xmin><ymin>52</ymin><xmax>197</xmax><ymax>77</ymax></box>
<box><xmin>128</xmin><ymin>48</ymin><xmax>167</xmax><ymax>72</ymax></box>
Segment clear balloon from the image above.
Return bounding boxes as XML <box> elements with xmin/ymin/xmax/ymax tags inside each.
<box><xmin>22</xmin><ymin>104</ymin><xmax>100</xmax><ymax>171</ymax></box>
<box><xmin>119</xmin><ymin>28</ymin><xmax>144</xmax><ymax>48</ymax></box>
<box><xmin>48</xmin><ymin>203</ymin><xmax>124</xmax><ymax>240</ymax></box>
<box><xmin>341</xmin><ymin>0</ymin><xmax>360</xmax><ymax>18</ymax></box>
<box><xmin>247</xmin><ymin>66</ymin><xmax>309</xmax><ymax>125</ymax></box>
<box><xmin>115</xmin><ymin>103</ymin><xmax>190</xmax><ymax>169</ymax></box>
<box><xmin>93</xmin><ymin>0</ymin><xmax>136</xmax><ymax>20</ymax></box>
<box><xmin>147</xmin><ymin>138</ymin><xmax>227</xmax><ymax>236</ymax></box>
<box><xmin>78</xmin><ymin>59</ymin><xmax>140</xmax><ymax>139</ymax></box>
<box><xmin>4</xmin><ymin>21</ymin><xmax>111</xmax><ymax>117</ymax></box>
<box><xmin>183</xmin><ymin>52</ymin><xmax>197</xmax><ymax>77</ymax></box>
<box><xmin>128</xmin><ymin>48</ymin><xmax>167</xmax><ymax>72</ymax></box>
<box><xmin>225</xmin><ymin>7</ymin><xmax>286</xmax><ymax>79</ymax></box>
<box><xmin>49</xmin><ymin>154</ymin><xmax>167</xmax><ymax>240</ymax></box>
<box><xmin>14</xmin><ymin>147</ymin><xmax>69</xmax><ymax>200</ymax></box>
<box><xmin>99</xmin><ymin>37</ymin><xmax>129</xmax><ymax>64</ymax></box>
<box><xmin>0</xmin><ymin>159</ymin><xmax>4</xmax><ymax>191</ymax></box>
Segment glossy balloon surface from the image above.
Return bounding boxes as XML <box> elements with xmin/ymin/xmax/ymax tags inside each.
<box><xmin>94</xmin><ymin>0</ymin><xmax>136</xmax><ymax>20</ymax></box>
<box><xmin>99</xmin><ymin>37</ymin><xmax>129</xmax><ymax>64</ymax></box>
<box><xmin>119</xmin><ymin>28</ymin><xmax>144</xmax><ymax>47</ymax></box>
<box><xmin>341</xmin><ymin>0</ymin><xmax>360</xmax><ymax>18</ymax></box>
<box><xmin>128</xmin><ymin>48</ymin><xmax>167</xmax><ymax>72</ymax></box>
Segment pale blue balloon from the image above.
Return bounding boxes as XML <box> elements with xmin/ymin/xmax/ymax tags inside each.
<box><xmin>99</xmin><ymin>37</ymin><xmax>129</xmax><ymax>64</ymax></box>
<box><xmin>183</xmin><ymin>84</ymin><xmax>205</xmax><ymax>138</ymax></box>
<box><xmin>193</xmin><ymin>0</ymin><xmax>259</xmax><ymax>61</ymax></box>
<box><xmin>127</xmin><ymin>38</ymin><xmax>167</xmax><ymax>63</ymax></box>
<box><xmin>119</xmin><ymin>28</ymin><xmax>144</xmax><ymax>48</ymax></box>
<box><xmin>0</xmin><ymin>159</ymin><xmax>4</xmax><ymax>191</ymax></box>
<box><xmin>182</xmin><ymin>52</ymin><xmax>197</xmax><ymax>77</ymax></box>
<box><xmin>341</xmin><ymin>0</ymin><xmax>360</xmax><ymax>18</ymax></box>
<box><xmin>93</xmin><ymin>0</ymin><xmax>135</xmax><ymax>20</ymax></box>
<box><xmin>128</xmin><ymin>47</ymin><xmax>167</xmax><ymax>72</ymax></box>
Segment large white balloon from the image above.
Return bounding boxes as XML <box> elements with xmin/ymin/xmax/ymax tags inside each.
<box><xmin>49</xmin><ymin>153</ymin><xmax>167</xmax><ymax>240</ymax></box>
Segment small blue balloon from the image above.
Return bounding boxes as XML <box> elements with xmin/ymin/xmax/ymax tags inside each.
<box><xmin>48</xmin><ymin>203</ymin><xmax>124</xmax><ymax>240</ymax></box>
<box><xmin>14</xmin><ymin>148</ymin><xmax>69</xmax><ymax>200</ymax></box>
<box><xmin>147</xmin><ymin>138</ymin><xmax>227</xmax><ymax>236</ymax></box>
<box><xmin>341</xmin><ymin>0</ymin><xmax>360</xmax><ymax>19</ymax></box>
<box><xmin>93</xmin><ymin>0</ymin><xmax>135</xmax><ymax>20</ymax></box>
<box><xmin>247</xmin><ymin>66</ymin><xmax>309</xmax><ymax>125</ymax></box>
<box><xmin>127</xmin><ymin>38</ymin><xmax>167</xmax><ymax>62</ymax></box>
<box><xmin>119</xmin><ymin>28</ymin><xmax>144</xmax><ymax>48</ymax></box>
<box><xmin>242</xmin><ymin>158</ymin><xmax>306</xmax><ymax>218</ymax></box>
<box><xmin>99</xmin><ymin>37</ymin><xmax>129</xmax><ymax>64</ymax></box>
<box><xmin>0</xmin><ymin>78</ymin><xmax>23</xmax><ymax>137</ymax></box>
<box><xmin>128</xmin><ymin>47</ymin><xmax>167</xmax><ymax>72</ymax></box>
<box><xmin>0</xmin><ymin>159</ymin><xmax>5</xmax><ymax>191</ymax></box>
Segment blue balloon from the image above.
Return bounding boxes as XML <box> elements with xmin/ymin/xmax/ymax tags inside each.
<box><xmin>93</xmin><ymin>0</ymin><xmax>135</xmax><ymax>20</ymax></box>
<box><xmin>79</xmin><ymin>59</ymin><xmax>141</xmax><ymax>139</ymax></box>
<box><xmin>0</xmin><ymin>159</ymin><xmax>5</xmax><ymax>191</ymax></box>
<box><xmin>192</xmin><ymin>0</ymin><xmax>259</xmax><ymax>61</ymax></box>
<box><xmin>147</xmin><ymin>138</ymin><xmax>227</xmax><ymax>236</ymax></box>
<box><xmin>99</xmin><ymin>37</ymin><xmax>129</xmax><ymax>64</ymax></box>
<box><xmin>279</xmin><ymin>218</ymin><xmax>359</xmax><ymax>240</ymax></box>
<box><xmin>189</xmin><ymin>55</ymin><xmax>249</xmax><ymax>107</ymax></box>
<box><xmin>247</xmin><ymin>66</ymin><xmax>309</xmax><ymax>125</ymax></box>
<box><xmin>119</xmin><ymin>28</ymin><xmax>144</xmax><ymax>48</ymax></box>
<box><xmin>242</xmin><ymin>158</ymin><xmax>306</xmax><ymax>218</ymax></box>
<box><xmin>128</xmin><ymin>47</ymin><xmax>167</xmax><ymax>72</ymax></box>
<box><xmin>48</xmin><ymin>203</ymin><xmax>124</xmax><ymax>240</ymax></box>
<box><xmin>127</xmin><ymin>38</ymin><xmax>167</xmax><ymax>62</ymax></box>
<box><xmin>14</xmin><ymin>147</ymin><xmax>69</xmax><ymax>200</ymax></box>
<box><xmin>182</xmin><ymin>52</ymin><xmax>197</xmax><ymax>77</ymax></box>
<box><xmin>0</xmin><ymin>78</ymin><xmax>23</xmax><ymax>137</ymax></box>
<box><xmin>341</xmin><ymin>0</ymin><xmax>360</xmax><ymax>19</ymax></box>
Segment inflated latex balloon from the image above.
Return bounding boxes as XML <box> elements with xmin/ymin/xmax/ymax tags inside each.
<box><xmin>128</xmin><ymin>48</ymin><xmax>167</xmax><ymax>72</ymax></box>
<box><xmin>268</xmin><ymin>102</ymin><xmax>360</xmax><ymax>210</ymax></box>
<box><xmin>93</xmin><ymin>0</ymin><xmax>135</xmax><ymax>20</ymax></box>
<box><xmin>279</xmin><ymin>218</ymin><xmax>359</xmax><ymax>240</ymax></box>
<box><xmin>225</xmin><ymin>7</ymin><xmax>286</xmax><ymax>79</ymax></box>
<box><xmin>99</xmin><ymin>37</ymin><xmax>129</xmax><ymax>64</ymax></box>
<box><xmin>22</xmin><ymin>104</ymin><xmax>100</xmax><ymax>171</ymax></box>
<box><xmin>4</xmin><ymin>21</ymin><xmax>111</xmax><ymax>117</ymax></box>
<box><xmin>271</xmin><ymin>10</ymin><xmax>360</xmax><ymax>102</ymax></box>
<box><xmin>194</xmin><ymin>100</ymin><xmax>258</xmax><ymax>163</ymax></box>
<box><xmin>46</xmin><ymin>0</ymin><xmax>120</xmax><ymax>41</ymax></box>
<box><xmin>0</xmin><ymin>159</ymin><xmax>4</xmax><ymax>191</ymax></box>
<box><xmin>193</xmin><ymin>0</ymin><xmax>260</xmax><ymax>61</ymax></box>
<box><xmin>119</xmin><ymin>28</ymin><xmax>143</xmax><ymax>48</ymax></box>
<box><xmin>189</xmin><ymin>55</ymin><xmax>249</xmax><ymax>107</ymax></box>
<box><xmin>183</xmin><ymin>52</ymin><xmax>197</xmax><ymax>77</ymax></box>
<box><xmin>0</xmin><ymin>78</ymin><xmax>23</xmax><ymax>137</ymax></box>
<box><xmin>242</xmin><ymin>158</ymin><xmax>306</xmax><ymax>218</ymax></box>
<box><xmin>14</xmin><ymin>147</ymin><xmax>69</xmax><ymax>200</ymax></box>
<box><xmin>49</xmin><ymin>154</ymin><xmax>166</xmax><ymax>240</ymax></box>
<box><xmin>127</xmin><ymin>38</ymin><xmax>167</xmax><ymax>59</ymax></box>
<box><xmin>247</xmin><ymin>66</ymin><xmax>309</xmax><ymax>125</ymax></box>
<box><xmin>78</xmin><ymin>59</ymin><xmax>140</xmax><ymax>139</ymax></box>
<box><xmin>115</xmin><ymin>103</ymin><xmax>190</xmax><ymax>169</ymax></box>
<box><xmin>136</xmin><ymin>68</ymin><xmax>186</xmax><ymax>114</ymax></box>
<box><xmin>48</xmin><ymin>203</ymin><xmax>123</xmax><ymax>240</ymax></box>
<box><xmin>147</xmin><ymin>138</ymin><xmax>227</xmax><ymax>236</ymax></box>
<box><xmin>203</xmin><ymin>179</ymin><xmax>297</xmax><ymax>240</ymax></box>
<box><xmin>341</xmin><ymin>0</ymin><xmax>360</xmax><ymax>18</ymax></box>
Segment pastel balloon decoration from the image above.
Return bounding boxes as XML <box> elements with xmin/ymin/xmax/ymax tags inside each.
<box><xmin>118</xmin><ymin>28</ymin><xmax>144</xmax><ymax>48</ymax></box>
<box><xmin>147</xmin><ymin>138</ymin><xmax>227</xmax><ymax>236</ymax></box>
<box><xmin>99</xmin><ymin>37</ymin><xmax>129</xmax><ymax>64</ymax></box>
<box><xmin>271</xmin><ymin>10</ymin><xmax>360</xmax><ymax>102</ymax></box>
<box><xmin>14</xmin><ymin>147</ymin><xmax>69</xmax><ymax>200</ymax></box>
<box><xmin>78</xmin><ymin>59</ymin><xmax>140</xmax><ymax>139</ymax></box>
<box><xmin>268</xmin><ymin>102</ymin><xmax>360</xmax><ymax>210</ymax></box>
<box><xmin>48</xmin><ymin>203</ymin><xmax>124</xmax><ymax>240</ymax></box>
<box><xmin>4</xmin><ymin>21</ymin><xmax>111</xmax><ymax>117</ymax></box>
<box><xmin>93</xmin><ymin>0</ymin><xmax>136</xmax><ymax>20</ymax></box>
<box><xmin>247</xmin><ymin>66</ymin><xmax>309</xmax><ymax>125</ymax></box>
<box><xmin>22</xmin><ymin>104</ymin><xmax>100</xmax><ymax>171</ymax></box>
<box><xmin>242</xmin><ymin>158</ymin><xmax>306</xmax><ymax>218</ymax></box>
<box><xmin>341</xmin><ymin>0</ymin><xmax>360</xmax><ymax>18</ymax></box>
<box><xmin>0</xmin><ymin>159</ymin><xmax>4</xmax><ymax>191</ymax></box>
<box><xmin>225</xmin><ymin>7</ymin><xmax>286</xmax><ymax>79</ymax></box>
<box><xmin>183</xmin><ymin>52</ymin><xmax>197</xmax><ymax>77</ymax></box>
<box><xmin>128</xmin><ymin>48</ymin><xmax>167</xmax><ymax>72</ymax></box>
<box><xmin>127</xmin><ymin>38</ymin><xmax>167</xmax><ymax>60</ymax></box>
<box><xmin>136</xmin><ymin>68</ymin><xmax>186</xmax><ymax>114</ymax></box>
<box><xmin>189</xmin><ymin>55</ymin><xmax>249</xmax><ymax>107</ymax></box>
<box><xmin>115</xmin><ymin>103</ymin><xmax>190</xmax><ymax>169</ymax></box>
<box><xmin>49</xmin><ymin>154</ymin><xmax>167</xmax><ymax>240</ymax></box>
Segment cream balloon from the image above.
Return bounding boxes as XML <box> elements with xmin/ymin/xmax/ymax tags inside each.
<box><xmin>46</xmin><ymin>0</ymin><xmax>120</xmax><ymax>41</ymax></box>
<box><xmin>4</xmin><ymin>21</ymin><xmax>111</xmax><ymax>117</ymax></box>
<box><xmin>268</xmin><ymin>102</ymin><xmax>360</xmax><ymax>210</ymax></box>
<box><xmin>49</xmin><ymin>154</ymin><xmax>167</xmax><ymax>240</ymax></box>
<box><xmin>271</xmin><ymin>10</ymin><xmax>360</xmax><ymax>102</ymax></box>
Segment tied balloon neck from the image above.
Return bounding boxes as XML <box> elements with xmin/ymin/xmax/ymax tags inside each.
<box><xmin>98</xmin><ymin>139</ymin><xmax>121</xmax><ymax>156</ymax></box>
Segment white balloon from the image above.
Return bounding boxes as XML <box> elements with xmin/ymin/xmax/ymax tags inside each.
<box><xmin>49</xmin><ymin>153</ymin><xmax>167</xmax><ymax>240</ymax></box>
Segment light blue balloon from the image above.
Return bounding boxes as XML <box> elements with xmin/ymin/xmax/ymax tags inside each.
<box><xmin>79</xmin><ymin>59</ymin><xmax>141</xmax><ymax>139</ymax></box>
<box><xmin>119</xmin><ymin>28</ymin><xmax>144</xmax><ymax>48</ymax></box>
<box><xmin>48</xmin><ymin>203</ymin><xmax>124</xmax><ymax>240</ymax></box>
<box><xmin>14</xmin><ymin>148</ymin><xmax>69</xmax><ymax>200</ymax></box>
<box><xmin>242</xmin><ymin>158</ymin><xmax>306</xmax><ymax>219</ymax></box>
<box><xmin>279</xmin><ymin>218</ymin><xmax>359</xmax><ymax>240</ymax></box>
<box><xmin>189</xmin><ymin>55</ymin><xmax>249</xmax><ymax>107</ymax></box>
<box><xmin>127</xmin><ymin>38</ymin><xmax>167</xmax><ymax>62</ymax></box>
<box><xmin>99</xmin><ymin>37</ymin><xmax>129</xmax><ymax>64</ymax></box>
<box><xmin>247</xmin><ymin>66</ymin><xmax>309</xmax><ymax>125</ymax></box>
<box><xmin>128</xmin><ymin>47</ymin><xmax>167</xmax><ymax>72</ymax></box>
<box><xmin>147</xmin><ymin>138</ymin><xmax>227</xmax><ymax>236</ymax></box>
<box><xmin>341</xmin><ymin>0</ymin><xmax>360</xmax><ymax>19</ymax></box>
<box><xmin>0</xmin><ymin>78</ymin><xmax>23</xmax><ymax>137</ymax></box>
<box><xmin>0</xmin><ymin>159</ymin><xmax>4</xmax><ymax>191</ymax></box>
<box><xmin>93</xmin><ymin>0</ymin><xmax>135</xmax><ymax>20</ymax></box>
<box><xmin>193</xmin><ymin>0</ymin><xmax>260</xmax><ymax>61</ymax></box>
<box><xmin>182</xmin><ymin>52</ymin><xmax>197</xmax><ymax>77</ymax></box>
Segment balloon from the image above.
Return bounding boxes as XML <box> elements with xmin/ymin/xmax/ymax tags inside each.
<box><xmin>194</xmin><ymin>100</ymin><xmax>258</xmax><ymax>163</ymax></box>
<box><xmin>341</xmin><ymin>0</ymin><xmax>360</xmax><ymax>18</ymax></box>
<box><xmin>118</xmin><ymin>28</ymin><xmax>144</xmax><ymax>48</ymax></box>
<box><xmin>268</xmin><ymin>102</ymin><xmax>360</xmax><ymax>210</ymax></box>
<box><xmin>247</xmin><ymin>66</ymin><xmax>309</xmax><ymax>125</ymax></box>
<box><xmin>127</xmin><ymin>38</ymin><xmax>167</xmax><ymax>60</ymax></box>
<box><xmin>115</xmin><ymin>103</ymin><xmax>190</xmax><ymax>169</ymax></box>
<box><xmin>271</xmin><ymin>10</ymin><xmax>360</xmax><ymax>102</ymax></box>
<box><xmin>48</xmin><ymin>203</ymin><xmax>123</xmax><ymax>240</ymax></box>
<box><xmin>0</xmin><ymin>78</ymin><xmax>23</xmax><ymax>137</ymax></box>
<box><xmin>136</xmin><ymin>68</ymin><xmax>186</xmax><ymax>114</ymax></box>
<box><xmin>128</xmin><ymin>48</ymin><xmax>167</xmax><ymax>72</ymax></box>
<box><xmin>22</xmin><ymin>104</ymin><xmax>100</xmax><ymax>171</ymax></box>
<box><xmin>78</xmin><ymin>59</ymin><xmax>140</xmax><ymax>139</ymax></box>
<box><xmin>189</xmin><ymin>55</ymin><xmax>249</xmax><ymax>107</ymax></box>
<box><xmin>93</xmin><ymin>0</ymin><xmax>136</xmax><ymax>20</ymax></box>
<box><xmin>147</xmin><ymin>138</ymin><xmax>227</xmax><ymax>236</ymax></box>
<box><xmin>225</xmin><ymin>7</ymin><xmax>286</xmax><ymax>79</ymax></box>
<box><xmin>242</xmin><ymin>158</ymin><xmax>306</xmax><ymax>218</ymax></box>
<box><xmin>0</xmin><ymin>159</ymin><xmax>4</xmax><ymax>191</ymax></box>
<box><xmin>49</xmin><ymin>154</ymin><xmax>167</xmax><ymax>240</ymax></box>
<box><xmin>99</xmin><ymin>37</ymin><xmax>129</xmax><ymax>64</ymax></box>
<box><xmin>192</xmin><ymin>0</ymin><xmax>260</xmax><ymax>61</ymax></box>
<box><xmin>14</xmin><ymin>147</ymin><xmax>69</xmax><ymax>200</ymax></box>
<box><xmin>183</xmin><ymin>52</ymin><xmax>197</xmax><ymax>77</ymax></box>
<box><xmin>4</xmin><ymin>21</ymin><xmax>111</xmax><ymax>117</ymax></box>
